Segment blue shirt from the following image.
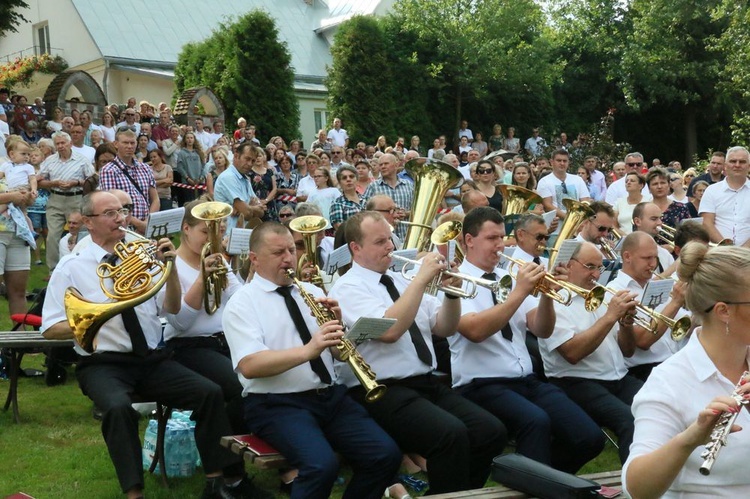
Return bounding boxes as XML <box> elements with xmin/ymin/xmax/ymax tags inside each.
<box><xmin>214</xmin><ymin>164</ymin><xmax>257</xmax><ymax>231</ymax></box>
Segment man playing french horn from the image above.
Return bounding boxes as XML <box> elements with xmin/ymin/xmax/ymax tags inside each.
<box><xmin>42</xmin><ymin>191</ymin><xmax>248</xmax><ymax>499</ymax></box>
<box><xmin>451</xmin><ymin>207</ymin><xmax>605</xmax><ymax>474</ymax></box>
<box><xmin>222</xmin><ymin>222</ymin><xmax>402</xmax><ymax>499</ymax></box>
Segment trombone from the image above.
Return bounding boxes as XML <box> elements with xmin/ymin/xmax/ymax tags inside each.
<box><xmin>389</xmin><ymin>253</ymin><xmax>512</xmax><ymax>301</ymax></box>
<box><xmin>499</xmin><ymin>253</ymin><xmax>605</xmax><ymax>311</ymax></box>
<box><xmin>601</xmin><ymin>286</ymin><xmax>690</xmax><ymax>341</ymax></box>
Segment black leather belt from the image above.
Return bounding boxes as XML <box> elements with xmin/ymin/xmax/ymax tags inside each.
<box><xmin>297</xmin><ymin>385</ymin><xmax>334</xmax><ymax>397</ymax></box>
<box><xmin>51</xmin><ymin>190</ymin><xmax>83</xmax><ymax>197</ymax></box>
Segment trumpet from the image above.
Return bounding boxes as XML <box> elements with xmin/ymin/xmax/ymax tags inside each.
<box><xmin>656</xmin><ymin>223</ymin><xmax>676</xmax><ymax>245</ymax></box>
<box><xmin>499</xmin><ymin>253</ymin><xmax>606</xmax><ymax>311</ymax></box>
<box><xmin>389</xmin><ymin>253</ymin><xmax>511</xmax><ymax>301</ymax></box>
<box><xmin>431</xmin><ymin>220</ymin><xmax>465</xmax><ymax>265</ymax></box>
<box><xmin>601</xmin><ymin>287</ymin><xmax>690</xmax><ymax>341</ymax></box>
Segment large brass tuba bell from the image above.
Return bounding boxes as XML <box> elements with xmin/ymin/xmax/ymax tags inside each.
<box><xmin>65</xmin><ymin>228</ymin><xmax>173</xmax><ymax>353</ymax></box>
<box><xmin>401</xmin><ymin>158</ymin><xmax>463</xmax><ymax>252</ymax></box>
<box><xmin>499</xmin><ymin>185</ymin><xmax>543</xmax><ymax>239</ymax></box>
<box><xmin>546</xmin><ymin>199</ymin><xmax>595</xmax><ymax>269</ymax></box>
<box><xmin>289</xmin><ymin>215</ymin><xmax>328</xmax><ymax>288</ymax></box>
<box><xmin>192</xmin><ymin>201</ymin><xmax>233</xmax><ymax>314</ymax></box>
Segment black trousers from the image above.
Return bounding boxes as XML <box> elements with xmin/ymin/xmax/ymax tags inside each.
<box><xmin>167</xmin><ymin>335</ymin><xmax>246</xmax><ymax>477</ymax></box>
<box><xmin>76</xmin><ymin>352</ymin><xmax>240</xmax><ymax>493</ymax></box>
<box><xmin>550</xmin><ymin>375</ymin><xmax>644</xmax><ymax>464</ymax></box>
<box><xmin>349</xmin><ymin>373</ymin><xmax>508</xmax><ymax>495</ymax></box>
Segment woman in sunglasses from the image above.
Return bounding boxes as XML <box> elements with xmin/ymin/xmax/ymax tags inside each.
<box><xmin>474</xmin><ymin>159</ymin><xmax>504</xmax><ymax>213</ymax></box>
<box><xmin>669</xmin><ymin>172</ymin><xmax>688</xmax><ymax>204</ymax></box>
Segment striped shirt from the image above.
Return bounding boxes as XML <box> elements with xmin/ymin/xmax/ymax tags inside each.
<box><xmin>38</xmin><ymin>150</ymin><xmax>94</xmax><ymax>191</ymax></box>
<box><xmin>364</xmin><ymin>177</ymin><xmax>414</xmax><ymax>238</ymax></box>
<box><xmin>98</xmin><ymin>156</ymin><xmax>156</xmax><ymax>221</ymax></box>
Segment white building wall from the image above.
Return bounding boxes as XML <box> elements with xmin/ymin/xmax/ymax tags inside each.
<box><xmin>296</xmin><ymin>92</ymin><xmax>328</xmax><ymax>148</ymax></box>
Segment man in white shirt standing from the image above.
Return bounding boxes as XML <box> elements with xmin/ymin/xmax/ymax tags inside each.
<box><xmin>451</xmin><ymin>208</ymin><xmax>604</xmax><ymax>473</ymax></box>
<box><xmin>458</xmin><ymin>119</ymin><xmax>474</xmax><ymax>141</ymax></box>
<box><xmin>605</xmin><ymin>152</ymin><xmax>650</xmax><ymax>205</ymax></box>
<box><xmin>539</xmin><ymin>241</ymin><xmax>642</xmax><ymax>464</ymax></box>
<box><xmin>327</xmin><ymin>118</ymin><xmax>349</xmax><ymax>148</ymax></box>
<box><xmin>700</xmin><ymin>146</ymin><xmax>750</xmax><ymax>247</ymax></box>
<box><xmin>193</xmin><ymin>118</ymin><xmax>215</xmax><ymax>151</ymax></box>
<box><xmin>537</xmin><ymin>149</ymin><xmax>591</xmax><ymax>220</ymax></box>
<box><xmin>70</xmin><ymin>124</ymin><xmax>96</xmax><ymax>165</ymax></box>
<box><xmin>607</xmin><ymin>232</ymin><xmax>689</xmax><ymax>381</ymax></box>
<box><xmin>583</xmin><ymin>156</ymin><xmax>607</xmax><ymax>201</ymax></box>
<box><xmin>524</xmin><ymin>128</ymin><xmax>546</xmax><ymax>158</ymax></box>
<box><xmin>330</xmin><ymin>211</ymin><xmax>506</xmax><ymax>495</ymax></box>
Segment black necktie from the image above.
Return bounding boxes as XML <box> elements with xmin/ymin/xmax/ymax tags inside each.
<box><xmin>379</xmin><ymin>274</ymin><xmax>433</xmax><ymax>365</ymax></box>
<box><xmin>533</xmin><ymin>256</ymin><xmax>541</xmax><ymax>265</ymax></box>
<box><xmin>482</xmin><ymin>272</ymin><xmax>513</xmax><ymax>341</ymax></box>
<box><xmin>275</xmin><ymin>286</ymin><xmax>332</xmax><ymax>384</ymax></box>
<box><xmin>104</xmin><ymin>253</ymin><xmax>149</xmax><ymax>356</ymax></box>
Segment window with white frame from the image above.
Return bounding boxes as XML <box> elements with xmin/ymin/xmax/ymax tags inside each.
<box><xmin>34</xmin><ymin>22</ymin><xmax>51</xmax><ymax>55</ymax></box>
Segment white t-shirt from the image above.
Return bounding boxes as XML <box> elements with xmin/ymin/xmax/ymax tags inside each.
<box><xmin>71</xmin><ymin>144</ymin><xmax>95</xmax><ymax>165</ymax></box>
<box><xmin>536</xmin><ymin>172</ymin><xmax>590</xmax><ymax>211</ymax></box>
<box><xmin>0</xmin><ymin>161</ymin><xmax>35</xmax><ymax>188</ymax></box>
<box><xmin>308</xmin><ymin>187</ymin><xmax>340</xmax><ymax>222</ymax></box>
<box><xmin>327</xmin><ymin>128</ymin><xmax>348</xmax><ymax>147</ymax></box>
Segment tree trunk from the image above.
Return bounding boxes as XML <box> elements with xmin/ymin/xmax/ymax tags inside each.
<box><xmin>684</xmin><ymin>104</ymin><xmax>697</xmax><ymax>168</ymax></box>
<box><xmin>454</xmin><ymin>86</ymin><xmax>463</xmax><ymax>149</ymax></box>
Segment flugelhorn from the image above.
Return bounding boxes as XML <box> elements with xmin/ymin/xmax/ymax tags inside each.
<box><xmin>285</xmin><ymin>269</ymin><xmax>386</xmax><ymax>402</ymax></box>
<box><xmin>547</xmin><ymin>199</ymin><xmax>595</xmax><ymax>269</ymax></box>
<box><xmin>289</xmin><ymin>215</ymin><xmax>328</xmax><ymax>288</ymax></box>
<box><xmin>389</xmin><ymin>253</ymin><xmax>512</xmax><ymax>301</ymax></box>
<box><xmin>656</xmin><ymin>223</ymin><xmax>676</xmax><ymax>245</ymax></box>
<box><xmin>431</xmin><ymin>220</ymin><xmax>464</xmax><ymax>265</ymax></box>
<box><xmin>601</xmin><ymin>287</ymin><xmax>691</xmax><ymax>341</ymax></box>
<box><xmin>699</xmin><ymin>371</ymin><xmax>749</xmax><ymax>475</ymax></box>
<box><xmin>499</xmin><ymin>253</ymin><xmax>606</xmax><ymax>311</ymax></box>
<box><xmin>192</xmin><ymin>201</ymin><xmax>233</xmax><ymax>314</ymax></box>
<box><xmin>66</xmin><ymin>227</ymin><xmax>174</xmax><ymax>353</ymax></box>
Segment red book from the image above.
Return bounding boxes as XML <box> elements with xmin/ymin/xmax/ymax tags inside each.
<box><xmin>5</xmin><ymin>493</ymin><xmax>36</xmax><ymax>499</ymax></box>
<box><xmin>231</xmin><ymin>434</ymin><xmax>281</xmax><ymax>456</ymax></box>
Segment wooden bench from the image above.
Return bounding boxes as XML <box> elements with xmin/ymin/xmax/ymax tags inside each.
<box><xmin>429</xmin><ymin>470</ymin><xmax>623</xmax><ymax>498</ymax></box>
<box><xmin>0</xmin><ymin>331</ymin><xmax>74</xmax><ymax>423</ymax></box>
<box><xmin>220</xmin><ymin>435</ymin><xmax>289</xmax><ymax>470</ymax></box>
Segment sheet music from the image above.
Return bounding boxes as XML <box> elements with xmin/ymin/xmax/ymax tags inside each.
<box><xmin>146</xmin><ymin>208</ymin><xmax>185</xmax><ymax>239</ymax></box>
<box><xmin>345</xmin><ymin>317</ymin><xmax>397</xmax><ymax>344</ymax></box>
<box><xmin>389</xmin><ymin>249</ymin><xmax>418</xmax><ymax>273</ymax></box>
<box><xmin>642</xmin><ymin>279</ymin><xmax>675</xmax><ymax>310</ymax></box>
<box><xmin>542</xmin><ymin>210</ymin><xmax>557</xmax><ymax>229</ymax></box>
<box><xmin>325</xmin><ymin>244</ymin><xmax>352</xmax><ymax>275</ymax></box>
<box><xmin>227</xmin><ymin>228</ymin><xmax>253</xmax><ymax>255</ymax></box>
<box><xmin>448</xmin><ymin>239</ymin><xmax>457</xmax><ymax>262</ymax></box>
<box><xmin>553</xmin><ymin>240</ymin><xmax>581</xmax><ymax>267</ymax></box>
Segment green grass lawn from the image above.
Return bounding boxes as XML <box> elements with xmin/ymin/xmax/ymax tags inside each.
<box><xmin>1</xmin><ymin>253</ymin><xmax>621</xmax><ymax>498</ymax></box>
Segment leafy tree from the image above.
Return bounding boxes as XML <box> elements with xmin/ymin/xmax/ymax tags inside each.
<box><xmin>173</xmin><ymin>10</ymin><xmax>299</xmax><ymax>141</ymax></box>
<box><xmin>0</xmin><ymin>0</ymin><xmax>29</xmax><ymax>38</ymax></box>
<box><xmin>714</xmin><ymin>1</ymin><xmax>750</xmax><ymax>143</ymax></box>
<box><xmin>617</xmin><ymin>0</ymin><xmax>731</xmax><ymax>163</ymax></box>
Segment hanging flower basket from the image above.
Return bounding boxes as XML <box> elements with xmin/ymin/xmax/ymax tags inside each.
<box><xmin>0</xmin><ymin>54</ymin><xmax>68</xmax><ymax>89</ymax></box>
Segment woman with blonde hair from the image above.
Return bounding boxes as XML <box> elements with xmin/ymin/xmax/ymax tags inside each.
<box><xmin>682</xmin><ymin>168</ymin><xmax>698</xmax><ymax>189</ymax></box>
<box><xmin>623</xmin><ymin>244</ymin><xmax>750</xmax><ymax>498</ymax></box>
<box><xmin>474</xmin><ymin>159</ymin><xmax>503</xmax><ymax>212</ymax></box>
<box><xmin>174</xmin><ymin>131</ymin><xmax>207</xmax><ymax>204</ymax></box>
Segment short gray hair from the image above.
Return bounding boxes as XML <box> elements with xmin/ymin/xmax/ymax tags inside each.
<box><xmin>52</xmin><ymin>131</ymin><xmax>72</xmax><ymax>143</ymax></box>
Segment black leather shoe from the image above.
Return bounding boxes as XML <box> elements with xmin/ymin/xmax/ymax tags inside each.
<box><xmin>229</xmin><ymin>475</ymin><xmax>274</xmax><ymax>499</ymax></box>
<box><xmin>201</xmin><ymin>477</ymin><xmax>236</xmax><ymax>499</ymax></box>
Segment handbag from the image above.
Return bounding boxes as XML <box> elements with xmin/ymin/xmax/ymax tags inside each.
<box><xmin>491</xmin><ymin>454</ymin><xmax>601</xmax><ymax>499</ymax></box>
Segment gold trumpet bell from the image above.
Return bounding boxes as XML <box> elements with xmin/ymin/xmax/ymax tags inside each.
<box><xmin>431</xmin><ymin>220</ymin><xmax>465</xmax><ymax>265</ymax></box>
<box><xmin>191</xmin><ymin>201</ymin><xmax>233</xmax><ymax>221</ymax></box>
<box><xmin>289</xmin><ymin>215</ymin><xmax>328</xmax><ymax>287</ymax></box>
<box><xmin>192</xmin><ymin>201</ymin><xmax>233</xmax><ymax>315</ymax></box>
<box><xmin>499</xmin><ymin>185</ymin><xmax>543</xmax><ymax>238</ymax></box>
<box><xmin>402</xmin><ymin>158</ymin><xmax>463</xmax><ymax>252</ymax></box>
<box><xmin>547</xmin><ymin>199</ymin><xmax>595</xmax><ymax>269</ymax></box>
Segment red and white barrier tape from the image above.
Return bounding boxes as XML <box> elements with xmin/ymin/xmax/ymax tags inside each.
<box><xmin>172</xmin><ymin>182</ymin><xmax>208</xmax><ymax>190</ymax></box>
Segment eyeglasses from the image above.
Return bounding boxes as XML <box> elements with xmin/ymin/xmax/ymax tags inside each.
<box><xmin>589</xmin><ymin>221</ymin><xmax>612</xmax><ymax>233</ymax></box>
<box><xmin>332</xmin><ymin>151</ymin><xmax>343</xmax><ymax>155</ymax></box>
<box><xmin>626</xmin><ymin>162</ymin><xmax>641</xmax><ymax>167</ymax></box>
<box><xmin>86</xmin><ymin>208</ymin><xmax>129</xmax><ymax>219</ymax></box>
<box><xmin>571</xmin><ymin>258</ymin><xmax>605</xmax><ymax>273</ymax></box>
<box><xmin>520</xmin><ymin>230</ymin><xmax>550</xmax><ymax>242</ymax></box>
<box><xmin>477</xmin><ymin>168</ymin><xmax>494</xmax><ymax>174</ymax></box>
<box><xmin>117</xmin><ymin>125</ymin><xmax>136</xmax><ymax>133</ymax></box>
<box><xmin>704</xmin><ymin>301</ymin><xmax>750</xmax><ymax>313</ymax></box>
<box><xmin>670</xmin><ymin>177</ymin><xmax>681</xmax><ymax>181</ymax></box>
<box><xmin>560</xmin><ymin>181</ymin><xmax>568</xmax><ymax>194</ymax></box>
<box><xmin>279</xmin><ymin>213</ymin><xmax>294</xmax><ymax>219</ymax></box>
<box><xmin>684</xmin><ymin>174</ymin><xmax>695</xmax><ymax>178</ymax></box>
<box><xmin>122</xmin><ymin>203</ymin><xmax>134</xmax><ymax>211</ymax></box>
<box><xmin>374</xmin><ymin>208</ymin><xmax>396</xmax><ymax>214</ymax></box>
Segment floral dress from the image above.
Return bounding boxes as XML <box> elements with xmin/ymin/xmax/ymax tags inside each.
<box><xmin>250</xmin><ymin>167</ymin><xmax>278</xmax><ymax>222</ymax></box>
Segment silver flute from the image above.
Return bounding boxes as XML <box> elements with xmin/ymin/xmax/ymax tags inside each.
<box><xmin>699</xmin><ymin>371</ymin><xmax>749</xmax><ymax>475</ymax></box>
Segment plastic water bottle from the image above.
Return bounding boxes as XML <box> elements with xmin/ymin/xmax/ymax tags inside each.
<box><xmin>165</xmin><ymin>428</ymin><xmax>181</xmax><ymax>478</ymax></box>
<box><xmin>142</xmin><ymin>419</ymin><xmax>159</xmax><ymax>473</ymax></box>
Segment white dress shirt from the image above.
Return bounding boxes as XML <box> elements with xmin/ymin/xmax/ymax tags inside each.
<box><xmin>328</xmin><ymin>262</ymin><xmax>441</xmax><ymax>386</ymax></box>
<box><xmin>510</xmin><ymin>246</ymin><xmax>549</xmax><ymax>269</ymax></box>
<box><xmin>161</xmin><ymin>255</ymin><xmax>242</xmax><ymax>340</ymax></box>
<box><xmin>222</xmin><ymin>274</ymin><xmax>335</xmax><ymax>395</ymax></box>
<box><xmin>41</xmin><ymin>242</ymin><xmax>165</xmax><ymax>353</ymax></box>
<box><xmin>449</xmin><ymin>261</ymin><xmax>536</xmax><ymax>387</ymax></box>
<box><xmin>541</xmin><ymin>294</ymin><xmax>628</xmax><ymax>380</ymax></box>
<box><xmin>607</xmin><ymin>272</ymin><xmax>687</xmax><ymax>367</ymax></box>
<box><xmin>605</xmin><ymin>176</ymin><xmax>651</xmax><ymax>206</ymax></box>
<box><xmin>622</xmin><ymin>331</ymin><xmax>750</xmax><ymax>498</ymax></box>
<box><xmin>589</xmin><ymin>169</ymin><xmax>608</xmax><ymax>201</ymax></box>
<box><xmin>699</xmin><ymin>178</ymin><xmax>750</xmax><ymax>246</ymax></box>
<box><xmin>656</xmin><ymin>245</ymin><xmax>675</xmax><ymax>274</ymax></box>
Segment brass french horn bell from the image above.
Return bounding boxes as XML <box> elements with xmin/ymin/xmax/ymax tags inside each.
<box><xmin>431</xmin><ymin>220</ymin><xmax>465</xmax><ymax>265</ymax></box>
<box><xmin>289</xmin><ymin>215</ymin><xmax>328</xmax><ymax>288</ymax></box>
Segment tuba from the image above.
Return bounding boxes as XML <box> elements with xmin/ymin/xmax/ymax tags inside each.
<box><xmin>65</xmin><ymin>227</ymin><xmax>174</xmax><ymax>353</ymax></box>
<box><xmin>499</xmin><ymin>185</ymin><xmax>543</xmax><ymax>239</ymax></box>
<box><xmin>401</xmin><ymin>158</ymin><xmax>464</xmax><ymax>252</ymax></box>
<box><xmin>192</xmin><ymin>201</ymin><xmax>233</xmax><ymax>314</ymax></box>
<box><xmin>289</xmin><ymin>215</ymin><xmax>328</xmax><ymax>288</ymax></box>
<box><xmin>546</xmin><ymin>199</ymin><xmax>595</xmax><ymax>269</ymax></box>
